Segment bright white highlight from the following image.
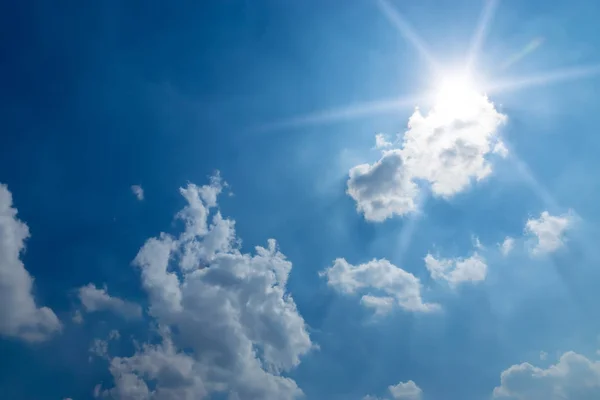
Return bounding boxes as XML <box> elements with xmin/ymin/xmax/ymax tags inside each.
<box><xmin>434</xmin><ymin>74</ymin><xmax>482</xmax><ymax>119</ymax></box>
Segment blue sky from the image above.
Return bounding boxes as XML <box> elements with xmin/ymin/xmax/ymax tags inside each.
<box><xmin>2</xmin><ymin>1</ymin><xmax>600</xmax><ymax>399</ymax></box>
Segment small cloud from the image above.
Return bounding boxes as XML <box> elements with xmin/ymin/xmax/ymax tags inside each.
<box><xmin>364</xmin><ymin>380</ymin><xmax>423</xmax><ymax>400</ymax></box>
<box><xmin>425</xmin><ymin>253</ymin><xmax>487</xmax><ymax>286</ymax></box>
<box><xmin>500</xmin><ymin>237</ymin><xmax>515</xmax><ymax>256</ymax></box>
<box><xmin>493</xmin><ymin>141</ymin><xmax>509</xmax><ymax>157</ymax></box>
<box><xmin>525</xmin><ymin>211</ymin><xmax>573</xmax><ymax>255</ymax></box>
<box><xmin>131</xmin><ymin>185</ymin><xmax>144</xmax><ymax>201</ymax></box>
<box><xmin>72</xmin><ymin>310</ymin><xmax>84</xmax><ymax>324</ymax></box>
<box><xmin>472</xmin><ymin>235</ymin><xmax>484</xmax><ymax>250</ymax></box>
<box><xmin>93</xmin><ymin>384</ymin><xmax>102</xmax><ymax>398</ymax></box>
<box><xmin>389</xmin><ymin>380</ymin><xmax>422</xmax><ymax>400</ymax></box>
<box><xmin>78</xmin><ymin>283</ymin><xmax>142</xmax><ymax>320</ymax></box>
<box><xmin>108</xmin><ymin>330</ymin><xmax>120</xmax><ymax>341</ymax></box>
<box><xmin>540</xmin><ymin>351</ymin><xmax>548</xmax><ymax>360</ymax></box>
<box><xmin>89</xmin><ymin>338</ymin><xmax>109</xmax><ymax>360</ymax></box>
<box><xmin>320</xmin><ymin>258</ymin><xmax>438</xmax><ymax>313</ymax></box>
<box><xmin>375</xmin><ymin>133</ymin><xmax>393</xmax><ymax>149</ymax></box>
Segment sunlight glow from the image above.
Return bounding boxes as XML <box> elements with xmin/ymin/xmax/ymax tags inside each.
<box><xmin>433</xmin><ymin>73</ymin><xmax>482</xmax><ymax>118</ymax></box>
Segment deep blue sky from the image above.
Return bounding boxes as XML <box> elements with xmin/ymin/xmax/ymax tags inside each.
<box><xmin>2</xmin><ymin>1</ymin><xmax>600</xmax><ymax>399</ymax></box>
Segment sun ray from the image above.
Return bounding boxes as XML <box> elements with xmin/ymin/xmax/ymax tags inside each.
<box><xmin>395</xmin><ymin>190</ymin><xmax>428</xmax><ymax>264</ymax></box>
<box><xmin>466</xmin><ymin>0</ymin><xmax>500</xmax><ymax>72</ymax></box>
<box><xmin>485</xmin><ymin>64</ymin><xmax>600</xmax><ymax>94</ymax></box>
<box><xmin>498</xmin><ymin>37</ymin><xmax>545</xmax><ymax>71</ymax></box>
<box><xmin>253</xmin><ymin>94</ymin><xmax>423</xmax><ymax>133</ymax></box>
<box><xmin>376</xmin><ymin>0</ymin><xmax>439</xmax><ymax>72</ymax></box>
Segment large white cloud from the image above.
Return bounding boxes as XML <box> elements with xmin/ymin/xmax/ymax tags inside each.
<box><xmin>493</xmin><ymin>351</ymin><xmax>600</xmax><ymax>400</ymax></box>
<box><xmin>347</xmin><ymin>91</ymin><xmax>506</xmax><ymax>221</ymax></box>
<box><xmin>78</xmin><ymin>284</ymin><xmax>143</xmax><ymax>320</ymax></box>
<box><xmin>105</xmin><ymin>174</ymin><xmax>313</xmax><ymax>400</ymax></box>
<box><xmin>364</xmin><ymin>380</ymin><xmax>423</xmax><ymax>400</ymax></box>
<box><xmin>525</xmin><ymin>211</ymin><xmax>573</xmax><ymax>255</ymax></box>
<box><xmin>424</xmin><ymin>252</ymin><xmax>487</xmax><ymax>286</ymax></box>
<box><xmin>320</xmin><ymin>258</ymin><xmax>438</xmax><ymax>313</ymax></box>
<box><xmin>0</xmin><ymin>184</ymin><xmax>61</xmax><ymax>342</ymax></box>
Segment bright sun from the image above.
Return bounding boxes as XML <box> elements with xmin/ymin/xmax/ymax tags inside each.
<box><xmin>433</xmin><ymin>73</ymin><xmax>482</xmax><ymax>118</ymax></box>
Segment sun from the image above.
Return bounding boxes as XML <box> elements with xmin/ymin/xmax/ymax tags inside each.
<box><xmin>432</xmin><ymin>73</ymin><xmax>483</xmax><ymax>118</ymax></box>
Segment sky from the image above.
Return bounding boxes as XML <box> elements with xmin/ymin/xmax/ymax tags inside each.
<box><xmin>2</xmin><ymin>0</ymin><xmax>600</xmax><ymax>399</ymax></box>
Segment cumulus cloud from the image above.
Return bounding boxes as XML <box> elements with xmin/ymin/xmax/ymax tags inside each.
<box><xmin>424</xmin><ymin>252</ymin><xmax>487</xmax><ymax>286</ymax></box>
<box><xmin>78</xmin><ymin>284</ymin><xmax>142</xmax><ymax>320</ymax></box>
<box><xmin>347</xmin><ymin>91</ymin><xmax>506</xmax><ymax>221</ymax></box>
<box><xmin>347</xmin><ymin>151</ymin><xmax>419</xmax><ymax>221</ymax></box>
<box><xmin>131</xmin><ymin>185</ymin><xmax>144</xmax><ymax>201</ymax></box>
<box><xmin>364</xmin><ymin>380</ymin><xmax>423</xmax><ymax>400</ymax></box>
<box><xmin>105</xmin><ymin>174</ymin><xmax>313</xmax><ymax>400</ymax></box>
<box><xmin>493</xmin><ymin>351</ymin><xmax>600</xmax><ymax>399</ymax></box>
<box><xmin>525</xmin><ymin>211</ymin><xmax>573</xmax><ymax>255</ymax></box>
<box><xmin>500</xmin><ymin>237</ymin><xmax>515</xmax><ymax>256</ymax></box>
<box><xmin>0</xmin><ymin>184</ymin><xmax>61</xmax><ymax>342</ymax></box>
<box><xmin>320</xmin><ymin>258</ymin><xmax>438</xmax><ymax>313</ymax></box>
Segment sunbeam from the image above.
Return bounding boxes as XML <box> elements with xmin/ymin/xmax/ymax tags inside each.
<box><xmin>485</xmin><ymin>64</ymin><xmax>600</xmax><ymax>94</ymax></box>
<box><xmin>253</xmin><ymin>94</ymin><xmax>423</xmax><ymax>133</ymax></box>
<box><xmin>376</xmin><ymin>0</ymin><xmax>439</xmax><ymax>72</ymax></box>
<box><xmin>498</xmin><ymin>37</ymin><xmax>545</xmax><ymax>71</ymax></box>
<box><xmin>395</xmin><ymin>190</ymin><xmax>428</xmax><ymax>264</ymax></box>
<box><xmin>466</xmin><ymin>0</ymin><xmax>500</xmax><ymax>72</ymax></box>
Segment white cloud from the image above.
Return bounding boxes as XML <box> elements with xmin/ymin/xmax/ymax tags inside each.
<box><xmin>347</xmin><ymin>150</ymin><xmax>419</xmax><ymax>221</ymax></box>
<box><xmin>389</xmin><ymin>380</ymin><xmax>423</xmax><ymax>400</ymax></box>
<box><xmin>493</xmin><ymin>351</ymin><xmax>600</xmax><ymax>399</ymax></box>
<box><xmin>0</xmin><ymin>184</ymin><xmax>61</xmax><ymax>342</ymax></box>
<box><xmin>375</xmin><ymin>133</ymin><xmax>393</xmax><ymax>149</ymax></box>
<box><xmin>109</xmin><ymin>329</ymin><xmax>120</xmax><ymax>341</ymax></box>
<box><xmin>78</xmin><ymin>284</ymin><xmax>142</xmax><ymax>320</ymax></box>
<box><xmin>473</xmin><ymin>235</ymin><xmax>484</xmax><ymax>250</ymax></box>
<box><xmin>525</xmin><ymin>211</ymin><xmax>573</xmax><ymax>255</ymax></box>
<box><xmin>364</xmin><ymin>380</ymin><xmax>423</xmax><ymax>400</ymax></box>
<box><xmin>424</xmin><ymin>253</ymin><xmax>487</xmax><ymax>286</ymax></box>
<box><xmin>540</xmin><ymin>351</ymin><xmax>548</xmax><ymax>361</ymax></box>
<box><xmin>131</xmin><ymin>185</ymin><xmax>144</xmax><ymax>201</ymax></box>
<box><xmin>320</xmin><ymin>258</ymin><xmax>439</xmax><ymax>313</ymax></box>
<box><xmin>105</xmin><ymin>174</ymin><xmax>313</xmax><ymax>400</ymax></box>
<box><xmin>347</xmin><ymin>92</ymin><xmax>506</xmax><ymax>221</ymax></box>
<box><xmin>500</xmin><ymin>237</ymin><xmax>515</xmax><ymax>256</ymax></box>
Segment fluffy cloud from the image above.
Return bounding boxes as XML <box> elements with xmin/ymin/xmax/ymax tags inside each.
<box><xmin>347</xmin><ymin>151</ymin><xmax>419</xmax><ymax>221</ymax></box>
<box><xmin>0</xmin><ymin>184</ymin><xmax>61</xmax><ymax>342</ymax></box>
<box><xmin>364</xmin><ymin>380</ymin><xmax>423</xmax><ymax>400</ymax></box>
<box><xmin>493</xmin><ymin>351</ymin><xmax>600</xmax><ymax>399</ymax></box>
<box><xmin>320</xmin><ymin>258</ymin><xmax>438</xmax><ymax>313</ymax></box>
<box><xmin>78</xmin><ymin>284</ymin><xmax>142</xmax><ymax>320</ymax></box>
<box><xmin>525</xmin><ymin>211</ymin><xmax>573</xmax><ymax>255</ymax></box>
<box><xmin>131</xmin><ymin>185</ymin><xmax>144</xmax><ymax>201</ymax></box>
<box><xmin>347</xmin><ymin>91</ymin><xmax>506</xmax><ymax>221</ymax></box>
<box><xmin>424</xmin><ymin>253</ymin><xmax>487</xmax><ymax>286</ymax></box>
<box><xmin>106</xmin><ymin>174</ymin><xmax>313</xmax><ymax>400</ymax></box>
